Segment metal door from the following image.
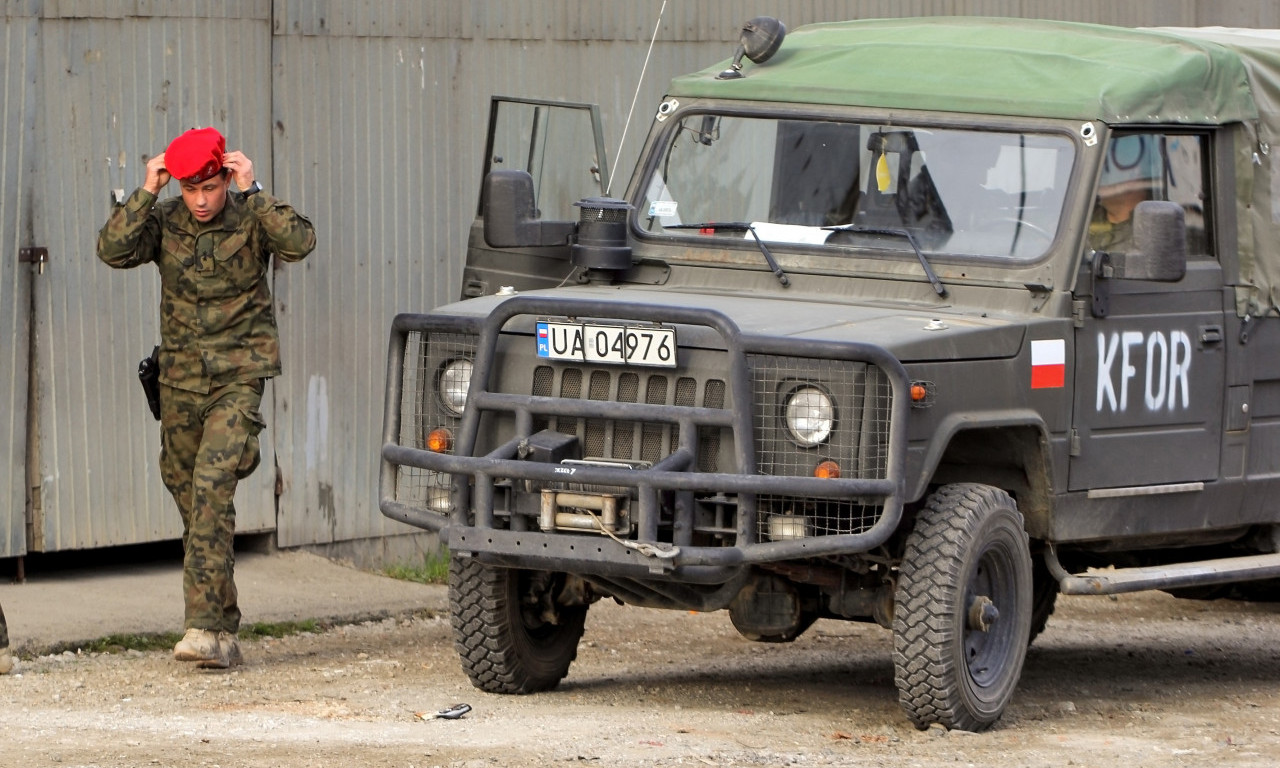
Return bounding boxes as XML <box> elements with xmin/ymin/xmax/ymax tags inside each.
<box><xmin>27</xmin><ymin>14</ymin><xmax>276</xmax><ymax>552</ymax></box>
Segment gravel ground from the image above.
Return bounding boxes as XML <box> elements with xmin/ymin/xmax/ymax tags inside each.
<box><xmin>1</xmin><ymin>588</ymin><xmax>1278</xmax><ymax>767</ymax></box>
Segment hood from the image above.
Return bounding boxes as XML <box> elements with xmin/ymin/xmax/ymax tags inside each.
<box><xmin>432</xmin><ymin>286</ymin><xmax>1025</xmax><ymax>363</ymax></box>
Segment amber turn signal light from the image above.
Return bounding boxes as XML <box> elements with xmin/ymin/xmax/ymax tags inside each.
<box><xmin>426</xmin><ymin>428</ymin><xmax>453</xmax><ymax>453</ymax></box>
<box><xmin>814</xmin><ymin>460</ymin><xmax>841</xmax><ymax>479</ymax></box>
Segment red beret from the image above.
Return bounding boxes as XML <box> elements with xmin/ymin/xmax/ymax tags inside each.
<box><xmin>165</xmin><ymin>127</ymin><xmax>226</xmax><ymax>182</ymax></box>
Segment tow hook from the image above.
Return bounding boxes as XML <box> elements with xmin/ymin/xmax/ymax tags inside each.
<box><xmin>968</xmin><ymin>595</ymin><xmax>1000</xmax><ymax>632</ymax></box>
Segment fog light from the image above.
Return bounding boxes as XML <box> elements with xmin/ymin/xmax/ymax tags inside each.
<box><xmin>768</xmin><ymin>514</ymin><xmax>809</xmax><ymax>540</ymax></box>
<box><xmin>814</xmin><ymin>460</ymin><xmax>841</xmax><ymax>479</ymax></box>
<box><xmin>427</xmin><ymin>486</ymin><xmax>452</xmax><ymax>513</ymax></box>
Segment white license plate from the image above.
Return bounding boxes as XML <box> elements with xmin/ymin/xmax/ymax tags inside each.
<box><xmin>536</xmin><ymin>321</ymin><xmax>676</xmax><ymax>367</ymax></box>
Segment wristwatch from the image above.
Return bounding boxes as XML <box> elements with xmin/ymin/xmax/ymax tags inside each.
<box><xmin>242</xmin><ymin>181</ymin><xmax>263</xmax><ymax>197</ymax></box>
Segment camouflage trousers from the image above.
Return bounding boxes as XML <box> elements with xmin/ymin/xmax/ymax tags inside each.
<box><xmin>160</xmin><ymin>379</ymin><xmax>266</xmax><ymax>633</ymax></box>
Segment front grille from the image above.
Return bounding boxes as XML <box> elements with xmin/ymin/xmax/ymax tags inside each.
<box><xmin>749</xmin><ymin>354</ymin><xmax>893</xmax><ymax>539</ymax></box>
<box><xmin>531</xmin><ymin>364</ymin><xmax>726</xmax><ymax>471</ymax></box>
<box><xmin>389</xmin><ymin>323</ymin><xmax>897</xmax><ymax>545</ymax></box>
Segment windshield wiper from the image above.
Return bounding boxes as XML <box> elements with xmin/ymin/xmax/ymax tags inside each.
<box><xmin>824</xmin><ymin>225</ymin><xmax>947</xmax><ymax>297</ymax></box>
<box><xmin>667</xmin><ymin>222</ymin><xmax>790</xmax><ymax>287</ymax></box>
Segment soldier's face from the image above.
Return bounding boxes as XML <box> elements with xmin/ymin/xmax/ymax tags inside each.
<box><xmin>179</xmin><ymin>172</ymin><xmax>231</xmax><ymax>222</ymax></box>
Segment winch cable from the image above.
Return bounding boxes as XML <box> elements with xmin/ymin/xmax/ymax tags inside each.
<box><xmin>579</xmin><ymin>506</ymin><xmax>680</xmax><ymax>560</ymax></box>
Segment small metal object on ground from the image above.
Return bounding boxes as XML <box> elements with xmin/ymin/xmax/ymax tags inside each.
<box><xmin>416</xmin><ymin>703</ymin><xmax>472</xmax><ymax>721</ymax></box>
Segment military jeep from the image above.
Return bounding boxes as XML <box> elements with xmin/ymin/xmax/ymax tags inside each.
<box><xmin>380</xmin><ymin>17</ymin><xmax>1280</xmax><ymax>730</ymax></box>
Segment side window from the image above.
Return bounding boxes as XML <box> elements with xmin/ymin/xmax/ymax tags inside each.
<box><xmin>1089</xmin><ymin>133</ymin><xmax>1209</xmax><ymax>257</ymax></box>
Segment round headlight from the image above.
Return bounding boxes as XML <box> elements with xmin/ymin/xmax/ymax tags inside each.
<box><xmin>438</xmin><ymin>359</ymin><xmax>473</xmax><ymax>416</ymax></box>
<box><xmin>784</xmin><ymin>385</ymin><xmax>833</xmax><ymax>447</ymax></box>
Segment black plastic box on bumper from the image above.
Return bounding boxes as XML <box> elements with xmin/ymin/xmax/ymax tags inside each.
<box><xmin>380</xmin><ymin>297</ymin><xmax>910</xmax><ymax>582</ymax></box>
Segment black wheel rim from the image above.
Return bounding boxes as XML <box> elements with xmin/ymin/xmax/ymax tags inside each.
<box><xmin>963</xmin><ymin>539</ymin><xmax>1020</xmax><ymax>694</ymax></box>
<box><xmin>516</xmin><ymin>571</ymin><xmax>562</xmax><ymax>644</ymax></box>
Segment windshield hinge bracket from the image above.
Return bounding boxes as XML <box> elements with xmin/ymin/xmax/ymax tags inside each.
<box><xmin>1072</xmin><ymin>300</ymin><xmax>1089</xmax><ymax>328</ymax></box>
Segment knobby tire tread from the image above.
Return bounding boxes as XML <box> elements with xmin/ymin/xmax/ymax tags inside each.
<box><xmin>449</xmin><ymin>557</ymin><xmax>584</xmax><ymax>694</ymax></box>
<box><xmin>892</xmin><ymin>483</ymin><xmax>1031</xmax><ymax>732</ymax></box>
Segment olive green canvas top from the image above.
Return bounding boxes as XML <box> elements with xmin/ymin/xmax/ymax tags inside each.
<box><xmin>670</xmin><ymin>17</ymin><xmax>1280</xmax><ymax>317</ymax></box>
<box><xmin>670</xmin><ymin>17</ymin><xmax>1261</xmax><ymax>125</ymax></box>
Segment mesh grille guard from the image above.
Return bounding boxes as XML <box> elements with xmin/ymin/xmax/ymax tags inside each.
<box><xmin>381</xmin><ymin>296</ymin><xmax>911</xmax><ymax>568</ymax></box>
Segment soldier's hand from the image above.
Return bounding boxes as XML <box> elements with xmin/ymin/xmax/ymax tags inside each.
<box><xmin>221</xmin><ymin>151</ymin><xmax>255</xmax><ymax>192</ymax></box>
<box><xmin>143</xmin><ymin>153</ymin><xmax>171</xmax><ymax>195</ymax></box>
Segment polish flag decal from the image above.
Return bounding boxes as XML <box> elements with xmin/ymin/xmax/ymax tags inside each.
<box><xmin>1031</xmin><ymin>339</ymin><xmax>1065</xmax><ymax>389</ymax></box>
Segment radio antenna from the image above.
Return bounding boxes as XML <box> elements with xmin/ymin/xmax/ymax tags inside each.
<box><xmin>607</xmin><ymin>0</ymin><xmax>667</xmax><ymax>196</ymax></box>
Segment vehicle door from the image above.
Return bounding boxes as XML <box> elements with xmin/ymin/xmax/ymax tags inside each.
<box><xmin>1069</xmin><ymin>131</ymin><xmax>1226</xmax><ymax>490</ymax></box>
<box><xmin>460</xmin><ymin>97</ymin><xmax>610</xmax><ymax>299</ymax></box>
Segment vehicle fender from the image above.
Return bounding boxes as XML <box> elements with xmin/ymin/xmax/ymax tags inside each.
<box><xmin>908</xmin><ymin>409</ymin><xmax>1054</xmax><ymax>535</ymax></box>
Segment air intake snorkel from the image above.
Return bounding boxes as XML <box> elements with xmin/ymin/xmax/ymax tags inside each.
<box><xmin>572</xmin><ymin>196</ymin><xmax>634</xmax><ymax>283</ymax></box>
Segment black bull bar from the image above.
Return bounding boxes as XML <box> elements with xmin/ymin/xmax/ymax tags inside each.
<box><xmin>380</xmin><ymin>297</ymin><xmax>910</xmax><ymax>574</ymax></box>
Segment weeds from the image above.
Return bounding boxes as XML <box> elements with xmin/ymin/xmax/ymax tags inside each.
<box><xmin>46</xmin><ymin>619</ymin><xmax>321</xmax><ymax>657</ymax></box>
<box><xmin>381</xmin><ymin>551</ymin><xmax>449</xmax><ymax>585</ymax></box>
<box><xmin>240</xmin><ymin>619</ymin><xmax>320</xmax><ymax>638</ymax></box>
<box><xmin>73</xmin><ymin>632</ymin><xmax>185</xmax><ymax>655</ymax></box>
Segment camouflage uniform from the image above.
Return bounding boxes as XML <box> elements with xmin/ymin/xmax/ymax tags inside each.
<box><xmin>1087</xmin><ymin>205</ymin><xmax>1135</xmax><ymax>254</ymax></box>
<box><xmin>97</xmin><ymin>187</ymin><xmax>316</xmax><ymax>633</ymax></box>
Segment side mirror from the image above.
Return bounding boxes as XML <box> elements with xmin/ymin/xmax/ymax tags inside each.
<box><xmin>1116</xmin><ymin>200</ymin><xmax>1187</xmax><ymax>281</ymax></box>
<box><xmin>482</xmin><ymin>170</ymin><xmax>576</xmax><ymax>248</ymax></box>
<box><xmin>716</xmin><ymin>17</ymin><xmax>787</xmax><ymax>80</ymax></box>
<box><xmin>1090</xmin><ymin>201</ymin><xmax>1187</xmax><ymax>317</ymax></box>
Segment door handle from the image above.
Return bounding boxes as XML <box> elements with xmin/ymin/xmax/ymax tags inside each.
<box><xmin>1199</xmin><ymin>325</ymin><xmax>1223</xmax><ymax>345</ymax></box>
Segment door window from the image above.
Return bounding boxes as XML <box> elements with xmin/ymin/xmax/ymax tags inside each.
<box><xmin>481</xmin><ymin>98</ymin><xmax>609</xmax><ymax>221</ymax></box>
<box><xmin>1089</xmin><ymin>133</ymin><xmax>1209</xmax><ymax>257</ymax></box>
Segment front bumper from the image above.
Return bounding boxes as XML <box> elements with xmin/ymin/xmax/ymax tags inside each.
<box><xmin>380</xmin><ymin>296</ymin><xmax>910</xmax><ymax>581</ymax></box>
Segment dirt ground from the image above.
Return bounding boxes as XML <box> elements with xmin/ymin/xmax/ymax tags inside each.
<box><xmin>1</xmin><ymin>588</ymin><xmax>1278</xmax><ymax>768</ymax></box>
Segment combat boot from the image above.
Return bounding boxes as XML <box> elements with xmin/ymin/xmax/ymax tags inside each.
<box><xmin>0</xmin><ymin>647</ymin><xmax>13</xmax><ymax>675</ymax></box>
<box><xmin>173</xmin><ymin>628</ymin><xmax>224</xmax><ymax>665</ymax></box>
<box><xmin>218</xmin><ymin>631</ymin><xmax>243</xmax><ymax>667</ymax></box>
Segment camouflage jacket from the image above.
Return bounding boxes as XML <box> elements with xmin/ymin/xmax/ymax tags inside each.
<box><xmin>97</xmin><ymin>187</ymin><xmax>317</xmax><ymax>394</ymax></box>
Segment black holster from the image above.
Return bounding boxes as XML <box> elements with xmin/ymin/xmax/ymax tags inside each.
<box><xmin>138</xmin><ymin>346</ymin><xmax>161</xmax><ymax>421</ymax></box>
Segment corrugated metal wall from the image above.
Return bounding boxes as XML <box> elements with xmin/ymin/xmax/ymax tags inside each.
<box><xmin>1</xmin><ymin>14</ymin><xmax>38</xmax><ymax>559</ymax></box>
<box><xmin>267</xmin><ymin>23</ymin><xmax>718</xmax><ymax>546</ymax></box>
<box><xmin>3</xmin><ymin>0</ymin><xmax>1277</xmax><ymax>557</ymax></box>
<box><xmin>271</xmin><ymin>0</ymin><xmax>1259</xmax><ymax>548</ymax></box>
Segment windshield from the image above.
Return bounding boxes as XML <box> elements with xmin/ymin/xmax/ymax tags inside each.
<box><xmin>639</xmin><ymin>115</ymin><xmax>1075</xmax><ymax>262</ymax></box>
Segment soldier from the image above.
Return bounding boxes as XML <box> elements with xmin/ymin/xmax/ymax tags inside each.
<box><xmin>1088</xmin><ymin>134</ymin><xmax>1157</xmax><ymax>255</ymax></box>
<box><xmin>0</xmin><ymin>602</ymin><xmax>12</xmax><ymax>674</ymax></box>
<box><xmin>97</xmin><ymin>127</ymin><xmax>316</xmax><ymax>669</ymax></box>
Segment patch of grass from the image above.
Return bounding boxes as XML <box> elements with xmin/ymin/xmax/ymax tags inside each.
<box><xmin>382</xmin><ymin>551</ymin><xmax>450</xmax><ymax>585</ymax></box>
<box><xmin>75</xmin><ymin>632</ymin><xmax>185</xmax><ymax>655</ymax></box>
<box><xmin>240</xmin><ymin>618</ymin><xmax>320</xmax><ymax>639</ymax></box>
<box><xmin>48</xmin><ymin>620</ymin><xmax>322</xmax><ymax>657</ymax></box>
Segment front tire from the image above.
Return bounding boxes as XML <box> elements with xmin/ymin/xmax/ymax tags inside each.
<box><xmin>893</xmin><ymin>484</ymin><xmax>1032</xmax><ymax>731</ymax></box>
<box><xmin>450</xmin><ymin>557</ymin><xmax>588</xmax><ymax>693</ymax></box>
